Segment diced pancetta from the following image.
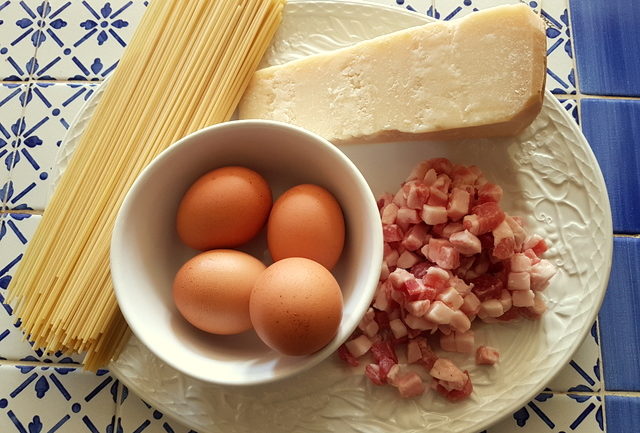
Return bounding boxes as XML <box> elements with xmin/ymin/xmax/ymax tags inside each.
<box><xmin>512</xmin><ymin>289</ymin><xmax>535</xmax><ymax>307</ymax></box>
<box><xmin>450</xmin><ymin>310</ymin><xmax>472</xmax><ymax>333</ymax></box>
<box><xmin>427</xmin><ymin>238</ymin><xmax>460</xmax><ymax>270</ymax></box>
<box><xmin>389</xmin><ymin>268</ymin><xmax>413</xmax><ymax>289</ymax></box>
<box><xmin>406</xmin><ymin>300</ymin><xmax>431</xmax><ymax>317</ymax></box>
<box><xmin>479</xmin><ymin>299</ymin><xmax>504</xmax><ymax>319</ymax></box>
<box><xmin>499</xmin><ymin>289</ymin><xmax>513</xmax><ymax>312</ymax></box>
<box><xmin>455</xmin><ymin>330</ymin><xmax>475</xmax><ymax>353</ymax></box>
<box><xmin>407</xmin><ymin>339</ymin><xmax>422</xmax><ymax>364</ymax></box>
<box><xmin>510</xmin><ymin>253</ymin><xmax>532</xmax><ymax>273</ymax></box>
<box><xmin>402</xmin><ymin>223</ymin><xmax>430</xmax><ymax>251</ymax></box>
<box><xmin>396</xmin><ymin>372</ymin><xmax>427</xmax><ymax>398</ymax></box>
<box><xmin>345</xmin><ymin>335</ymin><xmax>373</xmax><ymax>358</ymax></box>
<box><xmin>429</xmin><ymin>358</ymin><xmax>467</xmax><ymax>389</ymax></box>
<box><xmin>476</xmin><ymin>346</ymin><xmax>500</xmax><ymax>365</ymax></box>
<box><xmin>477</xmin><ymin>183</ymin><xmax>503</xmax><ymax>204</ymax></box>
<box><xmin>450</xmin><ymin>230</ymin><xmax>482</xmax><ymax>255</ymax></box>
<box><xmin>447</xmin><ymin>188</ymin><xmax>471</xmax><ymax>221</ymax></box>
<box><xmin>507</xmin><ymin>272</ymin><xmax>531</xmax><ymax>291</ymax></box>
<box><xmin>381</xmin><ymin>203</ymin><xmax>399</xmax><ymax>225</ymax></box>
<box><xmin>426</xmin><ymin>301</ymin><xmax>456</xmax><ymax>325</ymax></box>
<box><xmin>389</xmin><ymin>318</ymin><xmax>408</xmax><ymax>339</ymax></box>
<box><xmin>530</xmin><ymin>259</ymin><xmax>557</xmax><ymax>291</ymax></box>
<box><xmin>438</xmin><ymin>287</ymin><xmax>464</xmax><ymax>310</ymax></box>
<box><xmin>449</xmin><ymin>275</ymin><xmax>473</xmax><ymax>295</ymax></box>
<box><xmin>383</xmin><ymin>224</ymin><xmax>404</xmax><ymax>242</ymax></box>
<box><xmin>461</xmin><ymin>293</ymin><xmax>481</xmax><ymax>316</ymax></box>
<box><xmin>422</xmin><ymin>204</ymin><xmax>448</xmax><ymax>225</ymax></box>
<box><xmin>404</xmin><ymin>314</ymin><xmax>436</xmax><ymax>331</ymax></box>
<box><xmin>492</xmin><ymin>220</ymin><xmax>516</xmax><ymax>260</ymax></box>
<box><xmin>467</xmin><ymin>202</ymin><xmax>505</xmax><ymax>235</ymax></box>
<box><xmin>397</xmin><ymin>250</ymin><xmax>421</xmax><ymax>269</ymax></box>
<box><xmin>442</xmin><ymin>222</ymin><xmax>465</xmax><ymax>238</ymax></box>
<box><xmin>406</xmin><ymin>182</ymin><xmax>430</xmax><ymax>210</ymax></box>
<box><xmin>505</xmin><ymin>215</ymin><xmax>527</xmax><ymax>252</ymax></box>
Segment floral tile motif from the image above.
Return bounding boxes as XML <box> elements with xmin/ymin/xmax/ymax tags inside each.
<box><xmin>433</xmin><ymin>0</ymin><xmax>540</xmax><ymax>21</ymax></box>
<box><xmin>0</xmin><ymin>83</ymin><xmax>29</xmax><ymax>204</ymax></box>
<box><xmin>32</xmin><ymin>0</ymin><xmax>147</xmax><ymax>81</ymax></box>
<box><xmin>0</xmin><ymin>1</ymin><xmax>42</xmax><ymax>81</ymax></box>
<box><xmin>541</xmin><ymin>0</ymin><xmax>576</xmax><ymax>95</ymax></box>
<box><xmin>116</xmin><ymin>383</ymin><xmax>198</xmax><ymax>433</ymax></box>
<box><xmin>557</xmin><ymin>97</ymin><xmax>579</xmax><ymax>125</ymax></box>
<box><xmin>487</xmin><ymin>393</ymin><xmax>604</xmax><ymax>432</ymax></box>
<box><xmin>547</xmin><ymin>321</ymin><xmax>601</xmax><ymax>393</ymax></box>
<box><xmin>0</xmin><ymin>212</ymin><xmax>85</xmax><ymax>363</ymax></box>
<box><xmin>7</xmin><ymin>82</ymin><xmax>97</xmax><ymax>210</ymax></box>
<box><xmin>0</xmin><ymin>364</ymin><xmax>117</xmax><ymax>433</ymax></box>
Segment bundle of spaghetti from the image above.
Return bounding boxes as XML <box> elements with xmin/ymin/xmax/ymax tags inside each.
<box><xmin>7</xmin><ymin>0</ymin><xmax>285</xmax><ymax>371</ymax></box>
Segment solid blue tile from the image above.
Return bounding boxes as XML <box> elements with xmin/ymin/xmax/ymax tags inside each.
<box><xmin>570</xmin><ymin>0</ymin><xmax>640</xmax><ymax>96</ymax></box>
<box><xmin>581</xmin><ymin>99</ymin><xmax>640</xmax><ymax>234</ymax></box>
<box><xmin>605</xmin><ymin>396</ymin><xmax>640</xmax><ymax>433</ymax></box>
<box><xmin>598</xmin><ymin>237</ymin><xmax>640</xmax><ymax>391</ymax></box>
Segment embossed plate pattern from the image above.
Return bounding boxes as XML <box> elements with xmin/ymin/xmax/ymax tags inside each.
<box><xmin>52</xmin><ymin>1</ymin><xmax>612</xmax><ymax>432</ymax></box>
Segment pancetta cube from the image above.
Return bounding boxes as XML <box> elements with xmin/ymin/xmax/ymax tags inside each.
<box><xmin>389</xmin><ymin>318</ymin><xmax>408</xmax><ymax>339</ymax></box>
<box><xmin>397</xmin><ymin>250</ymin><xmax>421</xmax><ymax>269</ymax></box>
<box><xmin>406</xmin><ymin>183</ymin><xmax>430</xmax><ymax>210</ymax></box>
<box><xmin>406</xmin><ymin>300</ymin><xmax>431</xmax><ymax>317</ymax></box>
<box><xmin>510</xmin><ymin>253</ymin><xmax>532</xmax><ymax>273</ymax></box>
<box><xmin>530</xmin><ymin>259</ymin><xmax>557</xmax><ymax>291</ymax></box>
<box><xmin>454</xmin><ymin>330</ymin><xmax>475</xmax><ymax>353</ymax></box>
<box><xmin>345</xmin><ymin>335</ymin><xmax>373</xmax><ymax>358</ymax></box>
<box><xmin>447</xmin><ymin>188</ymin><xmax>471</xmax><ymax>221</ymax></box>
<box><xmin>422</xmin><ymin>204</ymin><xmax>448</xmax><ymax>225</ymax></box>
<box><xmin>461</xmin><ymin>293</ymin><xmax>481</xmax><ymax>316</ymax></box>
<box><xmin>450</xmin><ymin>310</ymin><xmax>472</xmax><ymax>333</ymax></box>
<box><xmin>425</xmin><ymin>301</ymin><xmax>456</xmax><ymax>325</ymax></box>
<box><xmin>427</xmin><ymin>238</ymin><xmax>461</xmax><ymax>270</ymax></box>
<box><xmin>438</xmin><ymin>287</ymin><xmax>464</xmax><ymax>310</ymax></box>
<box><xmin>492</xmin><ymin>220</ymin><xmax>516</xmax><ymax>260</ymax></box>
<box><xmin>381</xmin><ymin>203</ymin><xmax>399</xmax><ymax>225</ymax></box>
<box><xmin>507</xmin><ymin>272</ymin><xmax>531</xmax><ymax>291</ymax></box>
<box><xmin>450</xmin><ymin>230</ymin><xmax>482</xmax><ymax>256</ymax></box>
<box><xmin>512</xmin><ymin>290</ymin><xmax>535</xmax><ymax>307</ymax></box>
<box><xmin>477</xmin><ymin>183</ymin><xmax>503</xmax><ymax>203</ymax></box>
<box><xmin>476</xmin><ymin>346</ymin><xmax>500</xmax><ymax>365</ymax></box>
<box><xmin>383</xmin><ymin>224</ymin><xmax>404</xmax><ymax>242</ymax></box>
<box><xmin>479</xmin><ymin>299</ymin><xmax>504</xmax><ymax>319</ymax></box>
<box><xmin>396</xmin><ymin>372</ymin><xmax>427</xmax><ymax>398</ymax></box>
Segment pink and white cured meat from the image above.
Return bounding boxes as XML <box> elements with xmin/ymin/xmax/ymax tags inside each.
<box><xmin>338</xmin><ymin>158</ymin><xmax>557</xmax><ymax>401</ymax></box>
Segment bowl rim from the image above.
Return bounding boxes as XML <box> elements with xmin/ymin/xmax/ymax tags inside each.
<box><xmin>110</xmin><ymin>119</ymin><xmax>383</xmax><ymax>386</ymax></box>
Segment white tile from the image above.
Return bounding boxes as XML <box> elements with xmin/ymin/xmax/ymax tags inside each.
<box><xmin>0</xmin><ymin>0</ymin><xmax>41</xmax><ymax>81</ymax></box>
<box><xmin>116</xmin><ymin>383</ymin><xmax>198</xmax><ymax>433</ymax></box>
<box><xmin>32</xmin><ymin>0</ymin><xmax>147</xmax><ymax>81</ymax></box>
<box><xmin>547</xmin><ymin>321</ymin><xmax>601</xmax><ymax>392</ymax></box>
<box><xmin>0</xmin><ymin>213</ymin><xmax>85</xmax><ymax>364</ymax></box>
<box><xmin>488</xmin><ymin>393</ymin><xmax>604</xmax><ymax>432</ymax></box>
<box><xmin>7</xmin><ymin>82</ymin><xmax>97</xmax><ymax>210</ymax></box>
<box><xmin>434</xmin><ymin>0</ymin><xmax>540</xmax><ymax>21</ymax></box>
<box><xmin>0</xmin><ymin>364</ymin><xmax>117</xmax><ymax>433</ymax></box>
<box><xmin>541</xmin><ymin>0</ymin><xmax>576</xmax><ymax>95</ymax></box>
<box><xmin>0</xmin><ymin>83</ymin><xmax>28</xmax><ymax>206</ymax></box>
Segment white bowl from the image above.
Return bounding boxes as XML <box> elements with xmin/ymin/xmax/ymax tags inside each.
<box><xmin>110</xmin><ymin>120</ymin><xmax>383</xmax><ymax>386</ymax></box>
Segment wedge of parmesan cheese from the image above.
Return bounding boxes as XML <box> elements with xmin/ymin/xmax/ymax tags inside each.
<box><xmin>238</xmin><ymin>4</ymin><xmax>546</xmax><ymax>143</ymax></box>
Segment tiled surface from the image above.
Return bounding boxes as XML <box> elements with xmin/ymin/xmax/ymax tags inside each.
<box><xmin>605</xmin><ymin>396</ymin><xmax>640</xmax><ymax>433</ymax></box>
<box><xmin>581</xmin><ymin>99</ymin><xmax>640</xmax><ymax>234</ymax></box>
<box><xmin>598</xmin><ymin>237</ymin><xmax>640</xmax><ymax>392</ymax></box>
<box><xmin>0</xmin><ymin>0</ymin><xmax>637</xmax><ymax>432</ymax></box>
<box><xmin>570</xmin><ymin>0</ymin><xmax>640</xmax><ymax>97</ymax></box>
<box><xmin>0</xmin><ymin>365</ymin><xmax>117</xmax><ymax>433</ymax></box>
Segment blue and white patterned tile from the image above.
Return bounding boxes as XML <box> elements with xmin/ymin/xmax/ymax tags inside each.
<box><xmin>487</xmin><ymin>393</ymin><xmax>604</xmax><ymax>432</ymax></box>
<box><xmin>557</xmin><ymin>97</ymin><xmax>579</xmax><ymax>125</ymax></box>
<box><xmin>7</xmin><ymin>82</ymin><xmax>97</xmax><ymax>210</ymax></box>
<box><xmin>433</xmin><ymin>0</ymin><xmax>539</xmax><ymax>21</ymax></box>
<box><xmin>0</xmin><ymin>212</ymin><xmax>84</xmax><ymax>363</ymax></box>
<box><xmin>0</xmin><ymin>364</ymin><xmax>117</xmax><ymax>433</ymax></box>
<box><xmin>0</xmin><ymin>83</ymin><xmax>29</xmax><ymax>205</ymax></box>
<box><xmin>547</xmin><ymin>321</ymin><xmax>601</xmax><ymax>393</ymax></box>
<box><xmin>0</xmin><ymin>0</ymin><xmax>43</xmax><ymax>81</ymax></box>
<box><xmin>116</xmin><ymin>383</ymin><xmax>198</xmax><ymax>433</ymax></box>
<box><xmin>541</xmin><ymin>0</ymin><xmax>576</xmax><ymax>95</ymax></box>
<box><xmin>32</xmin><ymin>0</ymin><xmax>147</xmax><ymax>81</ymax></box>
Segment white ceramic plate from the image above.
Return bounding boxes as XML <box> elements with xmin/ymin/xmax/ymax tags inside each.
<box><xmin>53</xmin><ymin>1</ymin><xmax>612</xmax><ymax>432</ymax></box>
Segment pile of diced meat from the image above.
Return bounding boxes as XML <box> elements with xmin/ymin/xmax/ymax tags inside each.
<box><xmin>338</xmin><ymin>158</ymin><xmax>557</xmax><ymax>401</ymax></box>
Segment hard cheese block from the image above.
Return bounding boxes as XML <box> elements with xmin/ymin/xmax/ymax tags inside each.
<box><xmin>238</xmin><ymin>4</ymin><xmax>546</xmax><ymax>143</ymax></box>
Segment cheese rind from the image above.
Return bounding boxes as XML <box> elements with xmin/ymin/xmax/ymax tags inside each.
<box><xmin>238</xmin><ymin>4</ymin><xmax>547</xmax><ymax>143</ymax></box>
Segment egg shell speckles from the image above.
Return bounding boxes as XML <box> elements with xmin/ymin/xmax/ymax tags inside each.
<box><xmin>250</xmin><ymin>257</ymin><xmax>343</xmax><ymax>356</ymax></box>
<box><xmin>172</xmin><ymin>249</ymin><xmax>267</xmax><ymax>335</ymax></box>
<box><xmin>176</xmin><ymin>166</ymin><xmax>272</xmax><ymax>250</ymax></box>
<box><xmin>267</xmin><ymin>184</ymin><xmax>345</xmax><ymax>270</ymax></box>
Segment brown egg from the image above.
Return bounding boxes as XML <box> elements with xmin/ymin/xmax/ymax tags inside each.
<box><xmin>250</xmin><ymin>257</ymin><xmax>343</xmax><ymax>356</ymax></box>
<box><xmin>176</xmin><ymin>166</ymin><xmax>272</xmax><ymax>250</ymax></box>
<box><xmin>173</xmin><ymin>249</ymin><xmax>266</xmax><ymax>335</ymax></box>
<box><xmin>267</xmin><ymin>184</ymin><xmax>345</xmax><ymax>270</ymax></box>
